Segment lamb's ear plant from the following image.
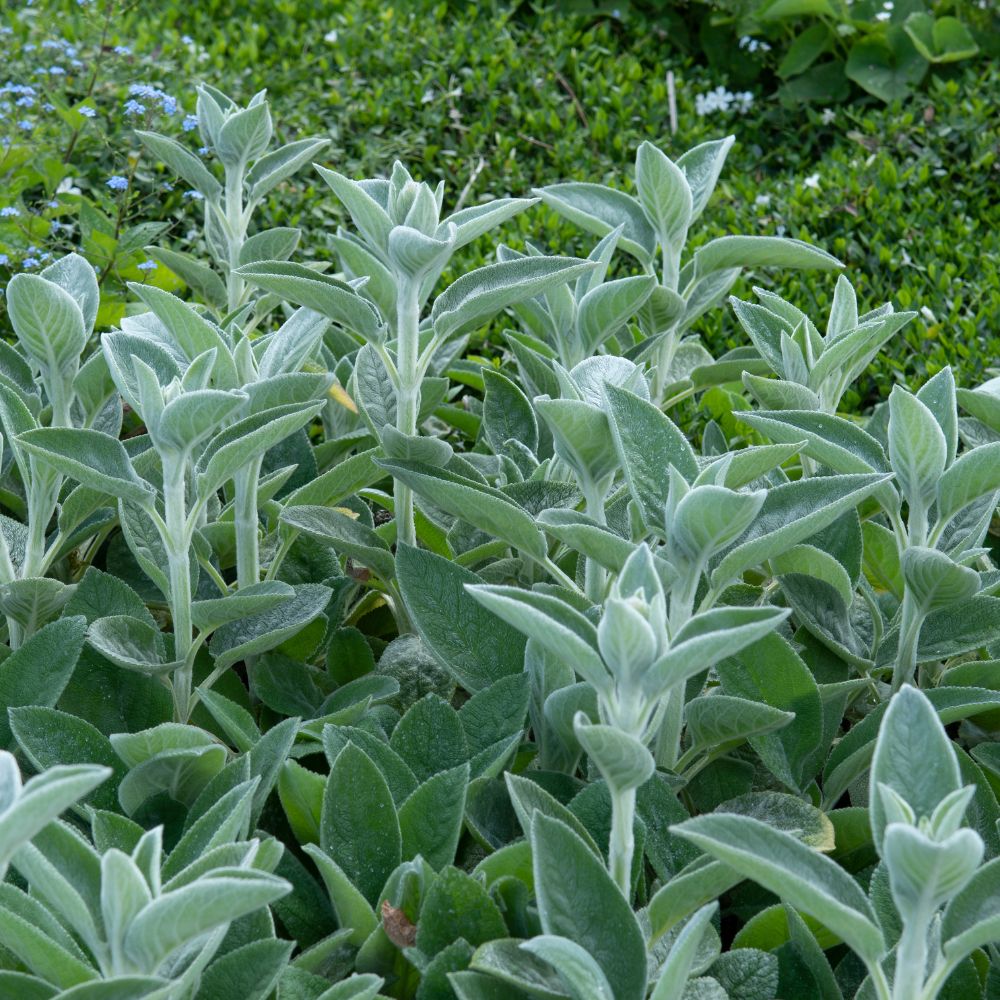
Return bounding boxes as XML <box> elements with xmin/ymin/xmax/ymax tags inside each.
<box><xmin>0</xmin><ymin>253</ymin><xmax>108</xmax><ymax>644</ymax></box>
<box><xmin>137</xmin><ymin>84</ymin><xmax>330</xmax><ymax>317</ymax></box>
<box><xmin>237</xmin><ymin>159</ymin><xmax>597</xmax><ymax>551</ymax></box>
<box><xmin>674</xmin><ymin>685</ymin><xmax>1000</xmax><ymax>1000</ymax></box>
<box><xmin>535</xmin><ymin>137</ymin><xmax>844</xmax><ymax>403</ymax></box>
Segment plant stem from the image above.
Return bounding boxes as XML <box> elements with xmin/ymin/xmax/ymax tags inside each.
<box><xmin>892</xmin><ymin>917</ymin><xmax>928</xmax><ymax>1000</ymax></box>
<box><xmin>225</xmin><ymin>166</ymin><xmax>246</xmax><ymax>313</ymax></box>
<box><xmin>892</xmin><ymin>591</ymin><xmax>924</xmax><ymax>693</ymax></box>
<box><xmin>394</xmin><ymin>280</ymin><xmax>421</xmax><ymax>549</ymax></box>
<box><xmin>609</xmin><ymin>785</ymin><xmax>637</xmax><ymax>898</ymax></box>
<box><xmin>234</xmin><ymin>458</ymin><xmax>262</xmax><ymax>589</ymax></box>
<box><xmin>164</xmin><ymin>464</ymin><xmax>194</xmax><ymax>720</ymax></box>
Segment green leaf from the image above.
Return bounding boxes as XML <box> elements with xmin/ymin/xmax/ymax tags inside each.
<box><xmin>396</xmin><ymin>546</ymin><xmax>526</xmax><ymax>693</ymax></box>
<box><xmin>575</xmin><ymin>722</ymin><xmax>654</xmax><ymax>793</ymax></box>
<box><xmin>467</xmin><ymin>585</ymin><xmax>609</xmax><ymax>695</ymax></box>
<box><xmin>888</xmin><ymin>385</ymin><xmax>946</xmax><ymax>513</ymax></box>
<box><xmin>415</xmin><ymin>866</ymin><xmax>508</xmax><ymax>956</ymax></box>
<box><xmin>604</xmin><ymin>383</ymin><xmax>698</xmax><ymax>530</ymax></box>
<box><xmin>482</xmin><ymin>369</ymin><xmax>538</xmax><ymax>455</ymax></box>
<box><xmin>711</xmin><ymin>474</ymin><xmax>891</xmax><ymax>590</ymax></box>
<box><xmin>901</xmin><ymin>547</ymin><xmax>980</xmax><ymax>614</ymax></box>
<box><xmin>320</xmin><ymin>743</ymin><xmax>401</xmax><ymax>905</ymax></box>
<box><xmin>209</xmin><ymin>583</ymin><xmax>331</xmax><ymax>671</ymax></box>
<box><xmin>677</xmin><ymin>136</ymin><xmax>734</xmax><ymax>223</ymax></box>
<box><xmin>398</xmin><ymin>763</ymin><xmax>469</xmax><ymax>869</ymax></box>
<box><xmin>845</xmin><ymin>28</ymin><xmax>928</xmax><ymax>103</ymax></box>
<box><xmin>635</xmin><ymin>142</ymin><xmax>692</xmax><ymax>252</ymax></box>
<box><xmin>377</xmin><ymin>460</ymin><xmax>547</xmax><ymax>559</ymax></box>
<box><xmin>685</xmin><ymin>695</ymin><xmax>795</xmax><ymax>755</ymax></box>
<box><xmin>531</xmin><ymin>813</ymin><xmax>647</xmax><ymax>1000</ymax></box>
<box><xmin>521</xmin><ymin>936</ymin><xmax>615</xmax><ymax>1000</ymax></box>
<box><xmin>280</xmin><ymin>505</ymin><xmax>395</xmax><ymax>580</ymax></box>
<box><xmin>650</xmin><ymin>903</ymin><xmax>718</xmax><ymax>1000</ymax></box>
<box><xmin>191</xmin><ymin>581</ymin><xmax>296</xmax><ymax>633</ymax></box>
<box><xmin>193</xmin><ymin>939</ymin><xmax>294</xmax><ymax>1000</ymax></box>
<box><xmin>941</xmin><ymin>856</ymin><xmax>1000</xmax><ymax>959</ymax></box>
<box><xmin>533</xmin><ymin>182</ymin><xmax>657</xmax><ymax>264</ymax></box>
<box><xmin>0</xmin><ymin>617</ymin><xmax>87</xmax><ymax>748</ymax></box>
<box><xmin>577</xmin><ymin>276</ymin><xmax>656</xmax><ymax>357</ymax></box>
<box><xmin>19</xmin><ymin>429</ymin><xmax>154</xmax><ymax>507</ymax></box>
<box><xmin>390</xmin><ymin>694</ymin><xmax>468</xmax><ymax>782</ymax></box>
<box><xmin>5</xmin><ymin>273</ymin><xmax>87</xmax><ymax>376</ymax></box>
<box><xmin>672</xmin><ymin>813</ymin><xmax>884</xmax><ymax>964</ymax></box>
<box><xmin>693</xmin><ymin>237</ymin><xmax>841</xmax><ymax>281</ymax></box>
<box><xmin>937</xmin><ymin>443</ymin><xmax>1000</xmax><ymax>527</ymax></box>
<box><xmin>136</xmin><ymin>130</ymin><xmax>222</xmax><ymax>199</ymax></box>
<box><xmin>432</xmin><ymin>257</ymin><xmax>597</xmax><ymax>342</ymax></box>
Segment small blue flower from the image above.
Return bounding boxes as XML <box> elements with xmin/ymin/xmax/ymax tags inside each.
<box><xmin>42</xmin><ymin>103</ymin><xmax>54</xmax><ymax>111</ymax></box>
<box><xmin>123</xmin><ymin>99</ymin><xmax>145</xmax><ymax>116</ymax></box>
<box><xmin>162</xmin><ymin>181</ymin><xmax>174</xmax><ymax>192</ymax></box>
<box><xmin>198</xmin><ymin>145</ymin><xmax>210</xmax><ymax>156</ymax></box>
<box><xmin>15</xmin><ymin>96</ymin><xmax>34</xmax><ymax>107</ymax></box>
<box><xmin>17</xmin><ymin>120</ymin><xmax>32</xmax><ymax>131</ymax></box>
<box><xmin>79</xmin><ymin>105</ymin><xmax>96</xmax><ymax>118</ymax></box>
<box><xmin>137</xmin><ymin>260</ymin><xmax>157</xmax><ymax>271</ymax></box>
<box><xmin>106</xmin><ymin>175</ymin><xmax>128</xmax><ymax>191</ymax></box>
<box><xmin>114</xmin><ymin>45</ymin><xmax>132</xmax><ymax>56</ymax></box>
<box><xmin>48</xmin><ymin>66</ymin><xmax>65</xmax><ymax>76</ymax></box>
<box><xmin>182</xmin><ymin>190</ymin><xmax>204</xmax><ymax>201</ymax></box>
<box><xmin>0</xmin><ymin>207</ymin><xmax>19</xmax><ymax>218</ymax></box>
<box><xmin>22</xmin><ymin>257</ymin><xmax>39</xmax><ymax>269</ymax></box>
<box><xmin>0</xmin><ymin>254</ymin><xmax>9</xmax><ymax>266</ymax></box>
<box><xmin>182</xmin><ymin>114</ymin><xmax>198</xmax><ymax>131</ymax></box>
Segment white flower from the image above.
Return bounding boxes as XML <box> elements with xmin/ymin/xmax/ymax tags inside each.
<box><xmin>324</xmin><ymin>29</ymin><xmax>338</xmax><ymax>43</ymax></box>
<box><xmin>803</xmin><ymin>173</ymin><xmax>821</xmax><ymax>190</ymax></box>
<box><xmin>875</xmin><ymin>11</ymin><xmax>890</xmax><ymax>20</ymax></box>
<box><xmin>821</xmin><ymin>108</ymin><xmax>836</xmax><ymax>125</ymax></box>
<box><xmin>755</xmin><ymin>194</ymin><xmax>771</xmax><ymax>208</ymax></box>
<box><xmin>421</xmin><ymin>89</ymin><xmax>434</xmax><ymax>104</ymax></box>
<box><xmin>920</xmin><ymin>306</ymin><xmax>936</xmax><ymax>323</ymax></box>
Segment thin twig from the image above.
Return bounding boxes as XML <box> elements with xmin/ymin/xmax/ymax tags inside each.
<box><xmin>554</xmin><ymin>69</ymin><xmax>589</xmax><ymax>129</ymax></box>
<box><xmin>453</xmin><ymin>156</ymin><xmax>486</xmax><ymax>213</ymax></box>
<box><xmin>517</xmin><ymin>132</ymin><xmax>555</xmax><ymax>152</ymax></box>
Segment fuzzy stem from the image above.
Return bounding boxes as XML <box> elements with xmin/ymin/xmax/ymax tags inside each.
<box><xmin>892</xmin><ymin>590</ymin><xmax>925</xmax><ymax>693</ymax></box>
<box><xmin>892</xmin><ymin>915</ymin><xmax>929</xmax><ymax>1000</ymax></box>
<box><xmin>609</xmin><ymin>785</ymin><xmax>637</xmax><ymax>898</ymax></box>
<box><xmin>164</xmin><ymin>463</ymin><xmax>194</xmax><ymax>721</ymax></box>
<box><xmin>582</xmin><ymin>478</ymin><xmax>607</xmax><ymax>604</ymax></box>
<box><xmin>394</xmin><ymin>280</ymin><xmax>421</xmax><ymax>550</ymax></box>
<box><xmin>224</xmin><ymin>166</ymin><xmax>246</xmax><ymax>313</ymax></box>
<box><xmin>234</xmin><ymin>458</ymin><xmax>263</xmax><ymax>589</ymax></box>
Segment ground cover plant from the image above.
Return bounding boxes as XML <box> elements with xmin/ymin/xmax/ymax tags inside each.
<box><xmin>2</xmin><ymin>2</ymin><xmax>1000</xmax><ymax>1000</ymax></box>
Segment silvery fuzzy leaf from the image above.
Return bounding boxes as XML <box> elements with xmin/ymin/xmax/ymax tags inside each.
<box><xmin>156</xmin><ymin>389</ymin><xmax>247</xmax><ymax>454</ymax></box>
<box><xmin>901</xmin><ymin>546</ymin><xmax>980</xmax><ymax>614</ymax></box>
<box><xmin>644</xmin><ymin>606</ymin><xmax>790</xmax><ymax>701</ymax></box>
<box><xmin>380</xmin><ymin>427</ymin><xmax>452</xmax><ymax>467</ymax></box>
<box><xmin>352</xmin><ymin>343</ymin><xmax>397</xmax><ymax>435</ymax></box>
<box><xmin>576</xmin><ymin>276</ymin><xmax>656</xmax><ymax>359</ymax></box>
<box><xmin>672</xmin><ymin>485</ymin><xmax>766</xmax><ymax>564</ymax></box>
<box><xmin>40</xmin><ymin>252</ymin><xmax>99</xmax><ymax>338</ymax></box>
<box><xmin>235</xmin><ymin>261</ymin><xmax>383</xmax><ymax>341</ymax></box>
<box><xmin>604</xmin><ymin>383</ymin><xmax>698</xmax><ymax>533</ymax></box>
<box><xmin>146</xmin><ymin>246</ymin><xmax>228</xmax><ymax>312</ymax></box>
<box><xmin>635</xmin><ymin>142</ymin><xmax>693</xmax><ymax>254</ymax></box>
<box><xmin>482</xmin><ymin>368</ymin><xmax>537</xmax><ymax>456</ymax></box>
<box><xmin>740</xmin><ymin>409</ymin><xmax>889</xmax><ymax>475</ymax></box>
<box><xmin>441</xmin><ymin>197</ymin><xmax>538</xmax><ymax>251</ymax></box>
<box><xmin>19</xmin><ymin>429</ymin><xmax>155</xmax><ymax>508</ymax></box>
<box><xmin>535</xmin><ymin>181</ymin><xmax>657</xmax><ymax>265</ymax></box>
<box><xmin>672</xmin><ymin>813</ymin><xmax>884</xmax><ymax>965</ymax></box>
<box><xmin>677</xmin><ymin>136</ymin><xmax>735</xmax><ymax>223</ymax></box>
<box><xmin>742</xmin><ymin>372</ymin><xmax>821</xmax><ymax>411</ymax></box>
<box><xmin>387</xmin><ymin>223</ymin><xmax>455</xmax><ymax>281</ymax></box>
<box><xmin>331</xmin><ymin>229</ymin><xmax>397</xmax><ymax>325</ymax></box>
<box><xmin>245</xmin><ymin>373</ymin><xmax>331</xmax><ymax>415</ymax></box>
<box><xmin>869</xmin><ymin>685</ymin><xmax>961</xmax><ymax>851</ymax></box>
<box><xmin>432</xmin><ymin>256</ymin><xmax>597</xmax><ymax>342</ymax></box>
<box><xmin>684</xmin><ymin>695</ymin><xmax>794</xmax><ymax>755</ymax></box>
<box><xmin>649</xmin><ymin>903</ymin><xmax>718</xmax><ymax>1000</ymax></box>
<box><xmin>883</xmin><ymin>823</ymin><xmax>982</xmax><ymax>915</ymax></box>
<box><xmin>135</xmin><ymin>129</ymin><xmax>222</xmax><ymax>200</ymax></box>
<box><xmin>467</xmin><ymin>585</ymin><xmax>609</xmax><ymax>696</ymax></box>
<box><xmin>505</xmin><ymin>772</ymin><xmax>599</xmax><ymax>853</ymax></box>
<box><xmin>535</xmin><ymin>397</ymin><xmax>616</xmax><ymax>484</ymax></box>
<box><xmin>316</xmin><ymin>166</ymin><xmax>394</xmax><ymax>258</ymax></box>
<box><xmin>209</xmin><ymin>583</ymin><xmax>332</xmax><ymax>671</ymax></box>
<box><xmin>122</xmin><ymin>868</ymin><xmax>289</xmax><ymax>972</ymax></box>
<box><xmin>190</xmin><ymin>581</ymin><xmax>296</xmax><ymax>633</ymax></box>
<box><xmin>916</xmin><ymin>366</ymin><xmax>958</xmax><ymax>466</ymax></box>
<box><xmin>279</xmin><ymin>505</ymin><xmax>395</xmax><ymax>581</ymax></box>
<box><xmin>710</xmin><ymin>473</ymin><xmax>892</xmax><ymax>590</ymax></box>
<box><xmin>680</xmin><ymin>268</ymin><xmax>742</xmax><ymax>333</ymax></box>
<box><xmin>826</xmin><ymin>275</ymin><xmax>858</xmax><ymax>340</ymax></box>
<box><xmin>520</xmin><ymin>935</ymin><xmax>616</xmax><ymax>1000</ymax></box>
<box><xmin>771</xmin><ymin>545</ymin><xmax>855</xmax><ymax>607</ymax></box>
<box><xmin>936</xmin><ymin>441</ymin><xmax>1000</xmax><ymax>528</ymax></box>
<box><xmin>87</xmin><ymin>616</ymin><xmax>180</xmax><ymax>676</ymax></box>
<box><xmin>570</xmin><ymin>355</ymin><xmax>648</xmax><ymax>407</ymax></box>
<box><xmin>215</xmin><ymin>100</ymin><xmax>272</xmax><ymax>168</ymax></box>
<box><xmin>5</xmin><ymin>272</ymin><xmax>87</xmax><ymax>379</ymax></box>
<box><xmin>102</xmin><ymin>332</ymin><xmax>183</xmax><ymax>413</ymax></box>
<box><xmin>537</xmin><ymin>509</ymin><xmax>637</xmax><ymax>574</ymax></box>
<box><xmin>957</xmin><ymin>379</ymin><xmax>1000</xmax><ymax>435</ymax></box>
<box><xmin>780</xmin><ymin>574</ymin><xmax>874</xmax><ymax>669</ymax></box>
<box><xmin>0</xmin><ymin>578</ymin><xmax>73</xmax><ymax>634</ymax></box>
<box><xmin>807</xmin><ymin>312</ymin><xmax>915</xmax><ymax>397</ymax></box>
<box><xmin>378</xmin><ymin>459</ymin><xmax>547</xmax><ymax>560</ymax></box>
<box><xmin>639</xmin><ymin>284</ymin><xmax>688</xmax><ymax>337</ymax></box>
<box><xmin>255</xmin><ymin>308</ymin><xmax>330</xmax><ymax>381</ymax></box>
<box><xmin>238</xmin><ymin>227</ymin><xmax>301</xmax><ymax>268</ymax></box>
<box><xmin>531</xmin><ymin>813</ymin><xmax>648</xmax><ymax>1000</ymax></box>
<box><xmin>941</xmin><ymin>857</ymin><xmax>1000</xmax><ymax>960</ymax></box>
<box><xmin>888</xmin><ymin>385</ymin><xmax>947</xmax><ymax>513</ymax></box>
<box><xmin>574</xmin><ymin>720</ymin><xmax>654</xmax><ymax>794</ymax></box>
<box><xmin>245</xmin><ymin>136</ymin><xmax>329</xmax><ymax>202</ymax></box>
<box><xmin>195</xmin><ymin>401</ymin><xmax>323</xmax><ymax>499</ymax></box>
<box><xmin>694</xmin><ymin>236</ymin><xmax>841</xmax><ymax>282</ymax></box>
